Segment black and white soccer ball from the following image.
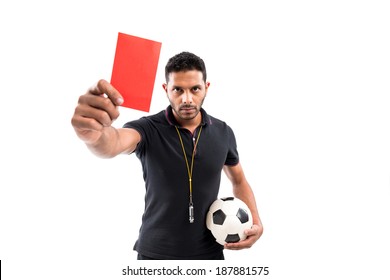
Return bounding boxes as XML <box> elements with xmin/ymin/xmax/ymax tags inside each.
<box><xmin>206</xmin><ymin>197</ymin><xmax>253</xmax><ymax>245</ymax></box>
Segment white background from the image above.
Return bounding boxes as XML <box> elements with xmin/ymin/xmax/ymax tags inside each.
<box><xmin>0</xmin><ymin>0</ymin><xmax>389</xmax><ymax>279</ymax></box>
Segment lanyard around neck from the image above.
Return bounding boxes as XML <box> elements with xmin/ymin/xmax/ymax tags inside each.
<box><xmin>175</xmin><ymin>125</ymin><xmax>203</xmax><ymax>223</ymax></box>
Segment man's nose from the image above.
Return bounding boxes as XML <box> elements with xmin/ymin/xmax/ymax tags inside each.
<box><xmin>182</xmin><ymin>91</ymin><xmax>193</xmax><ymax>104</ymax></box>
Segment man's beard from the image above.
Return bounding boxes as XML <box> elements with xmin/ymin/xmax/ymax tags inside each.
<box><xmin>170</xmin><ymin>98</ymin><xmax>204</xmax><ymax>121</ymax></box>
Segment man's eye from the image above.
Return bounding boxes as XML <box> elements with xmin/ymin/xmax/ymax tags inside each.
<box><xmin>192</xmin><ymin>87</ymin><xmax>200</xmax><ymax>92</ymax></box>
<box><xmin>173</xmin><ymin>87</ymin><xmax>182</xmax><ymax>93</ymax></box>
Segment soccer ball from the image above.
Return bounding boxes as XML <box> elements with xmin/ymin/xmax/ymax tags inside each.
<box><xmin>206</xmin><ymin>197</ymin><xmax>253</xmax><ymax>245</ymax></box>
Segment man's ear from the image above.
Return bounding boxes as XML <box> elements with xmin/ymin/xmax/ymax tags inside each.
<box><xmin>205</xmin><ymin>81</ymin><xmax>210</xmax><ymax>94</ymax></box>
<box><xmin>162</xmin><ymin>83</ymin><xmax>168</xmax><ymax>93</ymax></box>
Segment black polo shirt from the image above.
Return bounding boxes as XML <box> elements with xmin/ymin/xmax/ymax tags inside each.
<box><xmin>123</xmin><ymin>106</ymin><xmax>239</xmax><ymax>259</ymax></box>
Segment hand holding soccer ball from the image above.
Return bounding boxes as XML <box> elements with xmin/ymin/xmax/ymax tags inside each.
<box><xmin>206</xmin><ymin>197</ymin><xmax>253</xmax><ymax>246</ymax></box>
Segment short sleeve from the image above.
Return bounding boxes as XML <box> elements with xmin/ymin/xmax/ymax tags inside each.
<box><xmin>225</xmin><ymin>125</ymin><xmax>239</xmax><ymax>166</ymax></box>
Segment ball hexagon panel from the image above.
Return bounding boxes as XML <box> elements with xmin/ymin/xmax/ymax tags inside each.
<box><xmin>236</xmin><ymin>208</ymin><xmax>249</xmax><ymax>223</ymax></box>
<box><xmin>212</xmin><ymin>209</ymin><xmax>226</xmax><ymax>225</ymax></box>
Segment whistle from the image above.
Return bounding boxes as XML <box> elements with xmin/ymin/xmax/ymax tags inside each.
<box><xmin>189</xmin><ymin>204</ymin><xmax>194</xmax><ymax>223</ymax></box>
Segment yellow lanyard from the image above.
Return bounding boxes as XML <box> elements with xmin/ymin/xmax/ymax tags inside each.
<box><xmin>175</xmin><ymin>125</ymin><xmax>203</xmax><ymax>223</ymax></box>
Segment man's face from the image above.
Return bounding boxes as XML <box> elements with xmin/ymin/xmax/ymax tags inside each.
<box><xmin>163</xmin><ymin>70</ymin><xmax>210</xmax><ymax>124</ymax></box>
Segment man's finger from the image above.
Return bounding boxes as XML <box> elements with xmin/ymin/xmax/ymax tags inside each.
<box><xmin>91</xmin><ymin>79</ymin><xmax>124</xmax><ymax>106</ymax></box>
<box><xmin>244</xmin><ymin>224</ymin><xmax>262</xmax><ymax>236</ymax></box>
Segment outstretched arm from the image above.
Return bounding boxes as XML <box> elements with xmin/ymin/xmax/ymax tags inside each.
<box><xmin>71</xmin><ymin>79</ymin><xmax>141</xmax><ymax>158</ymax></box>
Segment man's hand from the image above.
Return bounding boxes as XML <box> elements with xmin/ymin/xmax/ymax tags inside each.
<box><xmin>71</xmin><ymin>79</ymin><xmax>124</xmax><ymax>144</ymax></box>
<box><xmin>224</xmin><ymin>224</ymin><xmax>263</xmax><ymax>250</ymax></box>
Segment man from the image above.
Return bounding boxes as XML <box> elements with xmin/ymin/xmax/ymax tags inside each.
<box><xmin>71</xmin><ymin>52</ymin><xmax>263</xmax><ymax>259</ymax></box>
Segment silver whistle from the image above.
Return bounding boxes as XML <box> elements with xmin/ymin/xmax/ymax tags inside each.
<box><xmin>189</xmin><ymin>203</ymin><xmax>194</xmax><ymax>223</ymax></box>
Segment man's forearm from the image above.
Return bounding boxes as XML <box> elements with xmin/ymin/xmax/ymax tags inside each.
<box><xmin>86</xmin><ymin>126</ymin><xmax>121</xmax><ymax>159</ymax></box>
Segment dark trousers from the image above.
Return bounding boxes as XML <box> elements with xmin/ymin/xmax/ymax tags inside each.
<box><xmin>137</xmin><ymin>251</ymin><xmax>225</xmax><ymax>260</ymax></box>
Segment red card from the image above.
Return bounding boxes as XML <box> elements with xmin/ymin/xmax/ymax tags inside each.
<box><xmin>111</xmin><ymin>32</ymin><xmax>162</xmax><ymax>112</ymax></box>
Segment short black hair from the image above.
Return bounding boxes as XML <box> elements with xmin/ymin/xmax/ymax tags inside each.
<box><xmin>165</xmin><ymin>52</ymin><xmax>207</xmax><ymax>83</ymax></box>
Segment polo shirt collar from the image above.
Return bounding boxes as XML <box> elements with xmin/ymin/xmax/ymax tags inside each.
<box><xmin>164</xmin><ymin>105</ymin><xmax>212</xmax><ymax>127</ymax></box>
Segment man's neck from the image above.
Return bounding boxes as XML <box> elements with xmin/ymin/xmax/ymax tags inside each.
<box><xmin>174</xmin><ymin>112</ymin><xmax>202</xmax><ymax>134</ymax></box>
